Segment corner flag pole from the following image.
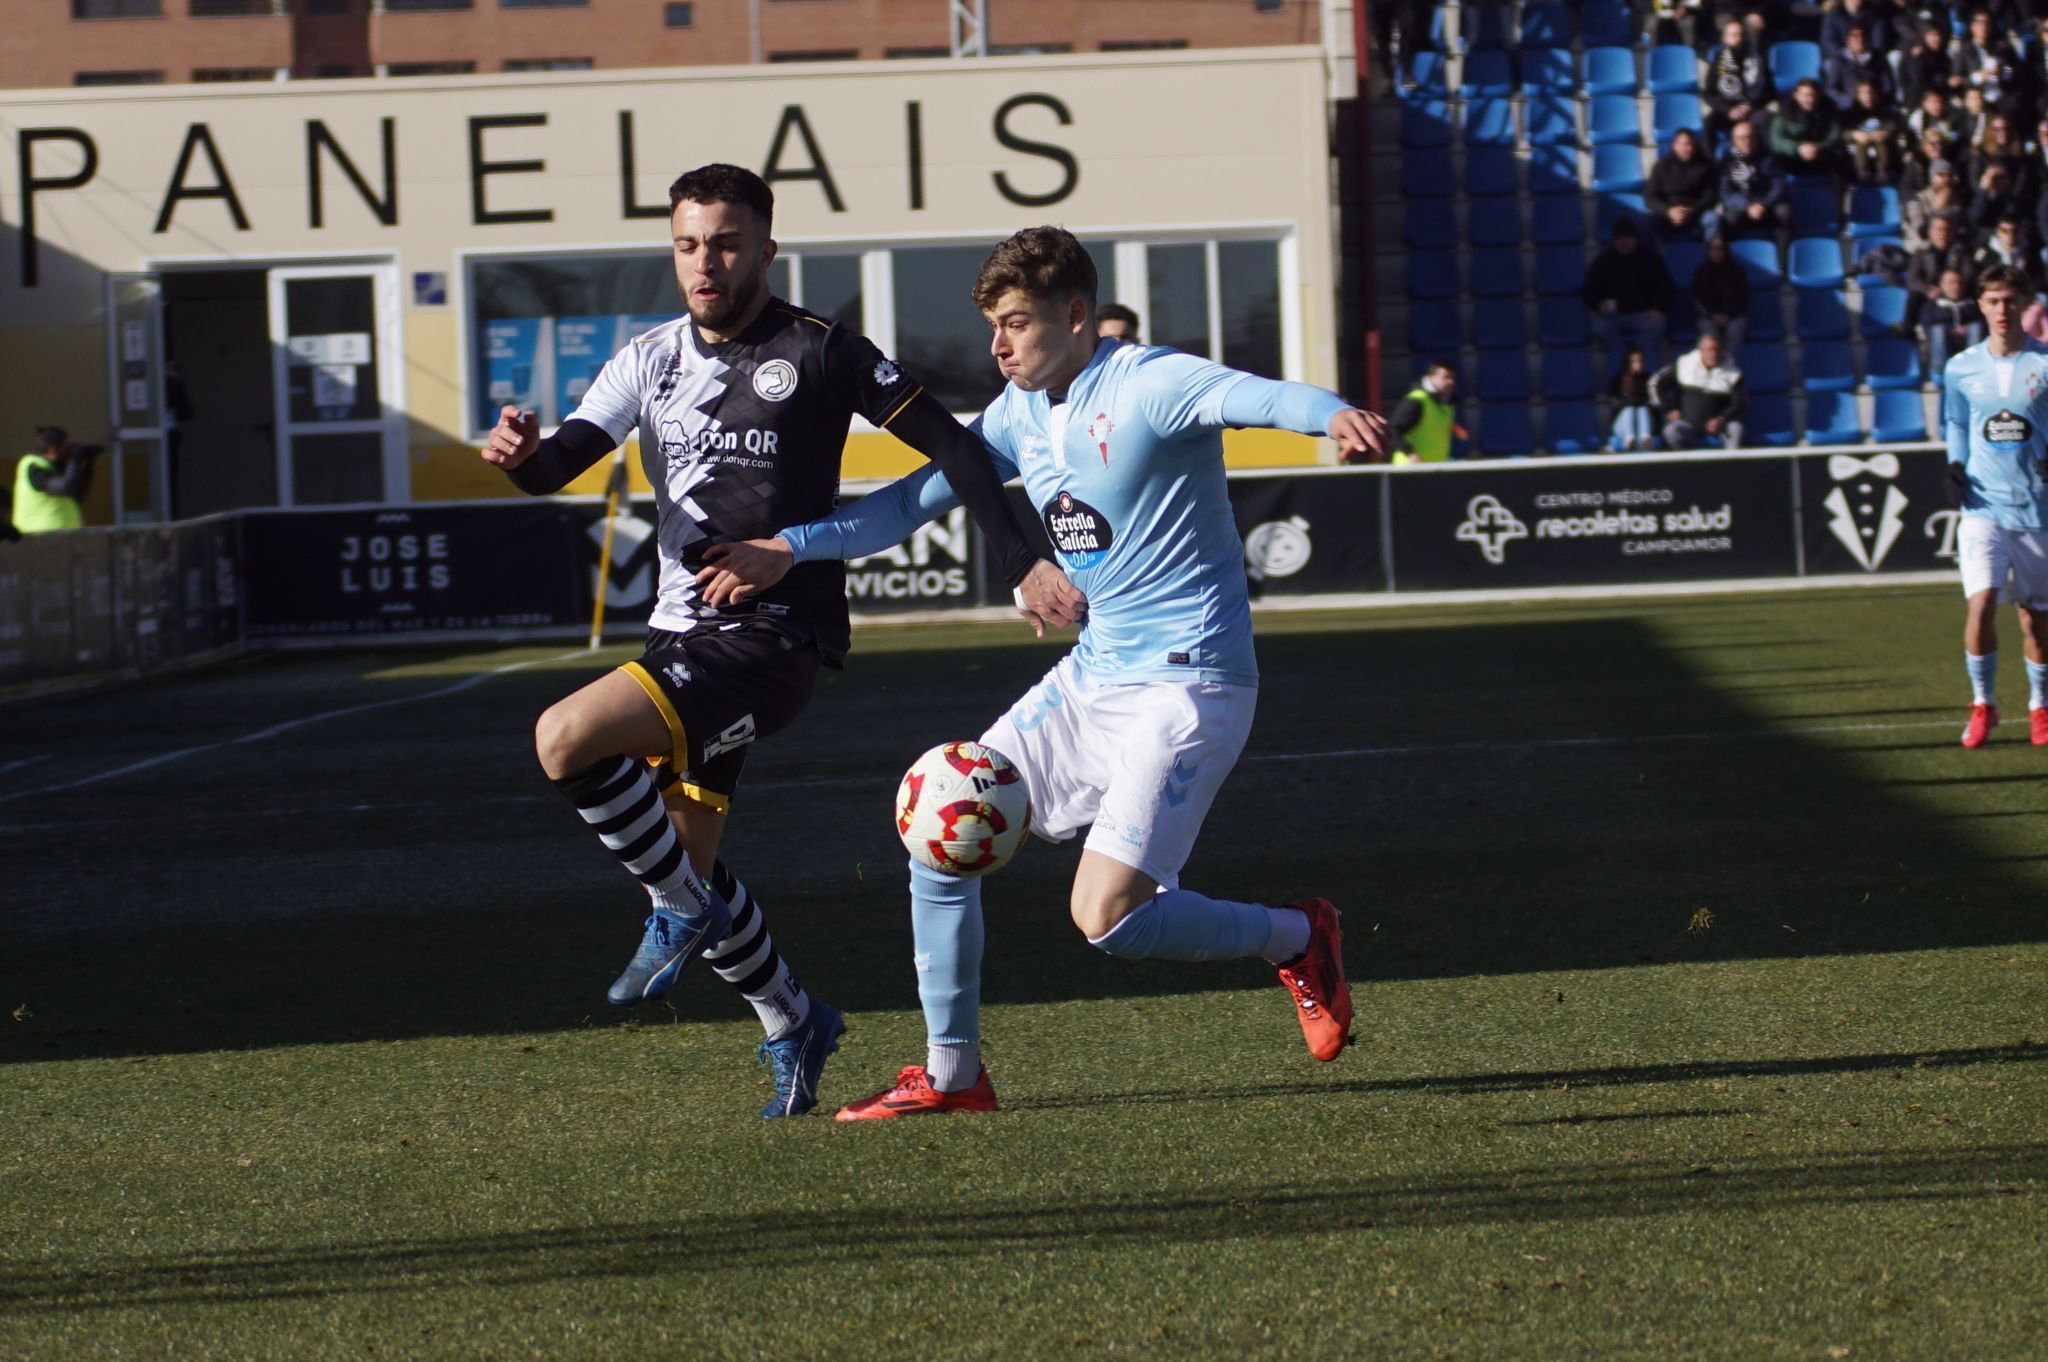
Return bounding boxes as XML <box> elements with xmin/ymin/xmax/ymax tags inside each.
<box><xmin>588</xmin><ymin>449</ymin><xmax>629</xmax><ymax>650</ymax></box>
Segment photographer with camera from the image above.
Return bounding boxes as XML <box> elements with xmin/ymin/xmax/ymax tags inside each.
<box><xmin>11</xmin><ymin>426</ymin><xmax>102</xmax><ymax>536</ymax></box>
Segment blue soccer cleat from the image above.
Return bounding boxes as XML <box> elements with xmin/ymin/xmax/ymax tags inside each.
<box><xmin>606</xmin><ymin>901</ymin><xmax>730</xmax><ymax>1007</ymax></box>
<box><xmin>756</xmin><ymin>1001</ymin><xmax>847</xmax><ymax>1118</ymax></box>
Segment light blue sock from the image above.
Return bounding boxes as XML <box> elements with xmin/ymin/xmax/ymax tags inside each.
<box><xmin>1968</xmin><ymin>650</ymin><xmax>1998</xmax><ymax>705</ymax></box>
<box><xmin>909</xmin><ymin>860</ymin><xmax>983</xmax><ymax>1091</ymax></box>
<box><xmin>1088</xmin><ymin>889</ymin><xmax>1283</xmax><ymax>963</ymax></box>
<box><xmin>2028</xmin><ymin>658</ymin><xmax>2048</xmax><ymax>711</ymax></box>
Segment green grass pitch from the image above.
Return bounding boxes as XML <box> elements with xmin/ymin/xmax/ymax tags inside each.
<box><xmin>4</xmin><ymin>583</ymin><xmax>2045</xmax><ymax>1359</ymax></box>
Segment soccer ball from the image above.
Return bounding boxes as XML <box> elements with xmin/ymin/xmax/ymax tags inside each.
<box><xmin>894</xmin><ymin>741</ymin><xmax>1032</xmax><ymax>878</ymax></box>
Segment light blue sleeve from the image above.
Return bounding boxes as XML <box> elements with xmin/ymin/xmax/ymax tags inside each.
<box><xmin>1942</xmin><ymin>359</ymin><xmax>1968</xmax><ymax>467</ymax></box>
<box><xmin>779</xmin><ymin>416</ymin><xmax>1020</xmax><ymax>564</ymax></box>
<box><xmin>1131</xmin><ymin>349</ymin><xmax>1349</xmax><ymax>440</ymax></box>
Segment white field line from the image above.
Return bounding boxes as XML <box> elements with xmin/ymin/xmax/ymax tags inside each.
<box><xmin>0</xmin><ymin>650</ymin><xmax>586</xmax><ymax>809</ymax></box>
<box><xmin>0</xmin><ymin>755</ymin><xmax>51</xmax><ymax>775</ymax></box>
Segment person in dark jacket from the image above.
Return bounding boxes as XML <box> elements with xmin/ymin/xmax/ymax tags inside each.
<box><xmin>1844</xmin><ymin>77</ymin><xmax>1907</xmax><ymax>183</ymax></box>
<box><xmin>1772</xmin><ymin>79</ymin><xmax>1844</xmax><ymax>177</ymax></box>
<box><xmin>1583</xmin><ymin>217</ymin><xmax>1677</xmax><ymax>375</ymax></box>
<box><xmin>1899</xmin><ymin>20</ymin><xmax>1963</xmax><ymax>108</ymax></box>
<box><xmin>1646</xmin><ymin>128</ymin><xmax>1719</xmax><ymax>244</ymax></box>
<box><xmin>1692</xmin><ymin>233</ymin><xmax>1753</xmax><ymax>352</ymax></box>
<box><xmin>1609</xmin><ymin>347</ymin><xmax>1657</xmax><ymax>451</ymax></box>
<box><xmin>1921</xmin><ymin>266</ymin><xmax>1989</xmax><ymax>374</ymax></box>
<box><xmin>1650</xmin><ymin>333</ymin><xmax>1748</xmax><ymax>450</ymax></box>
<box><xmin>1821</xmin><ymin>0</ymin><xmax>1891</xmax><ymax>57</ymax></box>
<box><xmin>1826</xmin><ymin>24</ymin><xmax>1894</xmax><ymax>110</ymax></box>
<box><xmin>1953</xmin><ymin>9</ymin><xmax>2019</xmax><ymax>112</ymax></box>
<box><xmin>1703</xmin><ymin>17</ymin><xmax>1774</xmax><ymax>147</ymax></box>
<box><xmin>1968</xmin><ymin>111</ymin><xmax>2034</xmax><ymax>203</ymax></box>
<box><xmin>1909</xmin><ymin>213</ymin><xmax>1977</xmax><ymax>322</ymax></box>
<box><xmin>1972</xmin><ymin>212</ymin><xmax>2037</xmax><ymax>286</ymax></box>
<box><xmin>1716</xmin><ymin>119</ymin><xmax>1793</xmax><ymax>242</ymax></box>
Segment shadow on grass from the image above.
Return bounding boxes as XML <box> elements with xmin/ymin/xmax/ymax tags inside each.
<box><xmin>4</xmin><ymin>1141</ymin><xmax>2041</xmax><ymax>1315</ymax></box>
<box><xmin>6</xmin><ymin>597</ymin><xmax>2047</xmax><ymax>1062</ymax></box>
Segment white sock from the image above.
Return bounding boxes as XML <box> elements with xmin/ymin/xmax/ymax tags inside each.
<box><xmin>1261</xmin><ymin>907</ymin><xmax>1313</xmax><ymax>964</ymax></box>
<box><xmin>1968</xmin><ymin>650</ymin><xmax>1998</xmax><ymax>706</ymax></box>
<box><xmin>925</xmin><ymin>1042</ymin><xmax>981</xmax><ymax>1092</ymax></box>
<box><xmin>2028</xmin><ymin>658</ymin><xmax>2048</xmax><ymax>711</ymax></box>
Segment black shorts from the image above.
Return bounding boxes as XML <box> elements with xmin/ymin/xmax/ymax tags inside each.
<box><xmin>618</xmin><ymin>618</ymin><xmax>820</xmax><ymax>813</ymax></box>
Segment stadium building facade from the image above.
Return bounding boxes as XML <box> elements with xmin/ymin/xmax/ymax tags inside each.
<box><xmin>0</xmin><ymin>46</ymin><xmax>1340</xmax><ymax>524</ymax></box>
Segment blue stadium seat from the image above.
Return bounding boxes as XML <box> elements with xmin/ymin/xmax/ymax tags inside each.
<box><xmin>1405</xmin><ymin>51</ymin><xmax>1448</xmax><ymax>97</ymax></box>
<box><xmin>1788</xmin><ymin>237</ymin><xmax>1845</xmax><ymax>290</ymax></box>
<box><xmin>1479</xmin><ymin>404</ymin><xmax>1538</xmax><ymax>459</ymax></box>
<box><xmin>1769</xmin><ymin>41</ymin><xmax>1822</xmax><ymax>88</ymax></box>
<box><xmin>1589</xmin><ymin>95</ymin><xmax>1642</xmax><ymax>145</ymax></box>
<box><xmin>1478</xmin><ymin>352</ymin><xmax>1532</xmax><ymax>402</ymax></box>
<box><xmin>1579</xmin><ymin>1</ymin><xmax>1634</xmax><ymax>49</ymax></box>
<box><xmin>1746</xmin><ymin>291</ymin><xmax>1787</xmax><ymax>342</ymax></box>
<box><xmin>1545</xmin><ymin>401</ymin><xmax>1606</xmax><ymax>454</ymax></box>
<box><xmin>1647</xmin><ymin>45</ymin><xmax>1699</xmax><ymax>95</ymax></box>
<box><xmin>1520</xmin><ymin>2</ymin><xmax>1573</xmax><ymax>49</ymax></box>
<box><xmin>1525</xmin><ymin>96</ymin><xmax>1580</xmax><ymax>148</ymax></box>
<box><xmin>1460</xmin><ymin>50</ymin><xmax>1515</xmax><ymax>99</ymax></box>
<box><xmin>1541</xmin><ymin>350</ymin><xmax>1598</xmax><ymax>400</ymax></box>
<box><xmin>1465</xmin><ymin>147</ymin><xmax>1520</xmax><ymax>198</ymax></box>
<box><xmin>1463</xmin><ymin>98</ymin><xmax>1517</xmax><ymax>148</ymax></box>
<box><xmin>1405</xmin><ymin>201</ymin><xmax>1457</xmax><ymax>249</ymax></box>
<box><xmin>1871</xmin><ymin>389</ymin><xmax>1928</xmax><ymax>443</ymax></box>
<box><xmin>1407</xmin><ymin>303</ymin><xmax>1462</xmax><ymax>352</ymax></box>
<box><xmin>1789</xmin><ymin>186</ymin><xmax>1840</xmax><ymax>238</ymax></box>
<box><xmin>1662</xmin><ymin>240</ymin><xmax>1706</xmax><ymax>290</ymax></box>
<box><xmin>1802</xmin><ymin>341</ymin><xmax>1856</xmax><ymax>393</ymax></box>
<box><xmin>1472</xmin><ymin>299</ymin><xmax>1530</xmax><ymax>349</ymax></box>
<box><xmin>1592</xmin><ymin>144</ymin><xmax>1646</xmax><ymax>193</ymax></box>
<box><xmin>1533</xmin><ymin>246</ymin><xmax>1588</xmax><ymax>296</ymax></box>
<box><xmin>1740</xmin><ymin>343</ymin><xmax>1792</xmax><ymax>394</ymax></box>
<box><xmin>1796</xmin><ymin>289</ymin><xmax>1850</xmax><ymax>340</ymax></box>
<box><xmin>1652</xmin><ymin>94</ymin><xmax>1704</xmax><ymax>147</ymax></box>
<box><xmin>1532</xmin><ymin>197</ymin><xmax>1586</xmax><ymax>244</ymax></box>
<box><xmin>1748</xmin><ymin>392</ymin><xmax>1798</xmax><ymax>446</ymax></box>
<box><xmin>1538</xmin><ymin>297</ymin><xmax>1591</xmax><ymax>346</ymax></box>
<box><xmin>1402</xmin><ymin>155</ymin><xmax>1454</xmax><ymax>198</ymax></box>
<box><xmin>1527</xmin><ymin>144</ymin><xmax>1582</xmax><ymax>193</ymax></box>
<box><xmin>1858</xmin><ymin>286</ymin><xmax>1910</xmax><ymax>338</ymax></box>
<box><xmin>1520</xmin><ymin>47</ymin><xmax>1576</xmax><ymax>96</ymax></box>
<box><xmin>1463</xmin><ymin>3</ymin><xmax>1513</xmax><ymax>51</ymax></box>
<box><xmin>1407</xmin><ymin>251</ymin><xmax>1458</xmax><ymax>300</ymax></box>
<box><xmin>1804</xmin><ymin>390</ymin><xmax>1865</xmax><ymax>445</ymax></box>
<box><xmin>1596</xmin><ymin>193</ymin><xmax>1649</xmax><ymax>237</ymax></box>
<box><xmin>1469</xmin><ymin>200</ymin><xmax>1523</xmax><ymax>247</ymax></box>
<box><xmin>1864</xmin><ymin>338</ymin><xmax>1923</xmax><ymax>391</ymax></box>
<box><xmin>1400</xmin><ymin>100</ymin><xmax>1455</xmax><ymax>150</ymax></box>
<box><xmin>1470</xmin><ymin>248</ymin><xmax>1526</xmax><ymax>297</ymax></box>
<box><xmin>1850</xmin><ymin>235</ymin><xmax>1905</xmax><ymax>289</ymax></box>
<box><xmin>1731</xmin><ymin>238</ymin><xmax>1783</xmax><ymax>289</ymax></box>
<box><xmin>1584</xmin><ymin>46</ymin><xmax>1639</xmax><ymax>95</ymax></box>
<box><xmin>1847</xmin><ymin>186</ymin><xmax>1902</xmax><ymax>242</ymax></box>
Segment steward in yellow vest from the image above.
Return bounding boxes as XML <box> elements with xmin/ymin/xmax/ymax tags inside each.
<box><xmin>11</xmin><ymin>427</ymin><xmax>98</xmax><ymax>534</ymax></box>
<box><xmin>1389</xmin><ymin>365</ymin><xmax>1465</xmax><ymax>465</ymax></box>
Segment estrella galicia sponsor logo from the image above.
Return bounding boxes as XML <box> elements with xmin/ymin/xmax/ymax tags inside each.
<box><xmin>1043</xmin><ymin>491</ymin><xmax>1113</xmax><ymax>568</ymax></box>
<box><xmin>1455</xmin><ymin>494</ymin><xmax>1529</xmax><ymax>565</ymax></box>
<box><xmin>752</xmin><ymin>358</ymin><xmax>798</xmax><ymax>402</ymax></box>
<box><xmin>1985</xmin><ymin>410</ymin><xmax>2030</xmax><ymax>445</ymax></box>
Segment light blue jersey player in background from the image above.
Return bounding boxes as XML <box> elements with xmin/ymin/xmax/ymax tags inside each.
<box><xmin>1940</xmin><ymin>263</ymin><xmax>2048</xmax><ymax>749</ymax></box>
<box><xmin>696</xmin><ymin>227</ymin><xmax>1387</xmax><ymax>1118</ymax></box>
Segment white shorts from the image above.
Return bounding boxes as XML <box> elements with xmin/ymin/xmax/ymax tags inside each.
<box><xmin>1958</xmin><ymin>516</ymin><xmax>2048</xmax><ymax>608</ymax></box>
<box><xmin>978</xmin><ymin>653</ymin><xmax>1255</xmax><ymax>889</ymax></box>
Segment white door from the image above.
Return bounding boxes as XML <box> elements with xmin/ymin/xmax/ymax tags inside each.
<box><xmin>104</xmin><ymin>272</ymin><xmax>169</xmax><ymax>524</ymax></box>
<box><xmin>267</xmin><ymin>264</ymin><xmax>406</xmax><ymax>505</ymax></box>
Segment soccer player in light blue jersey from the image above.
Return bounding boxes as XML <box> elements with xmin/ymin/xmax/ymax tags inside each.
<box><xmin>696</xmin><ymin>227</ymin><xmax>1386</xmax><ymax>1117</ymax></box>
<box><xmin>1940</xmin><ymin>263</ymin><xmax>2048</xmax><ymax>748</ymax></box>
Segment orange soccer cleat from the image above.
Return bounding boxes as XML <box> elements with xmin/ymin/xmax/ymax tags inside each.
<box><xmin>1277</xmin><ymin>898</ymin><xmax>1354</xmax><ymax>1062</ymax></box>
<box><xmin>1962</xmin><ymin>703</ymin><xmax>1999</xmax><ymax>749</ymax></box>
<box><xmin>834</xmin><ymin>1064</ymin><xmax>999</xmax><ymax>1121</ymax></box>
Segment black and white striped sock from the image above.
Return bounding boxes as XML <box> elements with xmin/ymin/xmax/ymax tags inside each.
<box><xmin>705</xmin><ymin>862</ymin><xmax>812</xmax><ymax>1040</ymax></box>
<box><xmin>553</xmin><ymin>757</ymin><xmax>716</xmax><ymax>918</ymax></box>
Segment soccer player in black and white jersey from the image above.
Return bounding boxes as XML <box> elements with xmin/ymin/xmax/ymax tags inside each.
<box><xmin>482</xmin><ymin>164</ymin><xmax>1083</xmax><ymax>1117</ymax></box>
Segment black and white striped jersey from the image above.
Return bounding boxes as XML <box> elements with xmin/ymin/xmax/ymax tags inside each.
<box><xmin>569</xmin><ymin>299</ymin><xmax>926</xmax><ymax>663</ymax></box>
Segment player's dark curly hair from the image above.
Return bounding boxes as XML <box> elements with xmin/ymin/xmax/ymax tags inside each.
<box><xmin>1977</xmin><ymin>262</ymin><xmax>2035</xmax><ymax>298</ymax></box>
<box><xmin>668</xmin><ymin>163</ymin><xmax>774</xmax><ymax>233</ymax></box>
<box><xmin>971</xmin><ymin>226</ymin><xmax>1098</xmax><ymax>313</ymax></box>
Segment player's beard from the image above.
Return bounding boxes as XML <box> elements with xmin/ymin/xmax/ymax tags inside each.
<box><xmin>683</xmin><ymin>267</ymin><xmax>766</xmax><ymax>333</ymax></box>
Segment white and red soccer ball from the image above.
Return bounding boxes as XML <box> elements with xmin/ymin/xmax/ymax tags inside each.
<box><xmin>894</xmin><ymin>741</ymin><xmax>1032</xmax><ymax>878</ymax></box>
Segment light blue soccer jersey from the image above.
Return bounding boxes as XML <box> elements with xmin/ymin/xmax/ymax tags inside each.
<box><xmin>779</xmin><ymin>339</ymin><xmax>1349</xmax><ymax>687</ymax></box>
<box><xmin>1942</xmin><ymin>339</ymin><xmax>2048</xmax><ymax>532</ymax></box>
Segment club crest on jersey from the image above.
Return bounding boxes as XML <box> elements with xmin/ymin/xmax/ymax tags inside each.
<box><xmin>1087</xmin><ymin>411</ymin><xmax>1115</xmax><ymax>466</ymax></box>
<box><xmin>1043</xmin><ymin>490</ymin><xmax>1114</xmax><ymax>568</ymax></box>
<box><xmin>1986</xmin><ymin>409</ymin><xmax>2032</xmax><ymax>444</ymax></box>
<box><xmin>874</xmin><ymin>359</ymin><xmax>904</xmax><ymax>388</ymax></box>
<box><xmin>752</xmin><ymin>358</ymin><xmax>799</xmax><ymax>402</ymax></box>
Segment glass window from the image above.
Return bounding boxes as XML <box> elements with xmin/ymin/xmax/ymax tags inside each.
<box><xmin>768</xmin><ymin>50</ymin><xmax>859</xmax><ymax>61</ymax></box>
<box><xmin>504</xmin><ymin>58</ymin><xmax>593</xmax><ymax>70</ymax></box>
<box><xmin>1147</xmin><ymin>243</ymin><xmax>1210</xmax><ymax>358</ymax></box>
<box><xmin>801</xmin><ymin>254</ymin><xmax>863</xmax><ymax>332</ymax></box>
<box><xmin>664</xmin><ymin>2</ymin><xmax>692</xmax><ymax>25</ymax></box>
<box><xmin>467</xmin><ymin>252</ymin><xmax>675</xmax><ymax>431</ymax></box>
<box><xmin>72</xmin><ymin>0</ymin><xmax>161</xmax><ymax>16</ymax></box>
<box><xmin>500</xmin><ymin>0</ymin><xmax>586</xmax><ymax>7</ymax></box>
<box><xmin>381</xmin><ymin>0</ymin><xmax>471</xmax><ymax>11</ymax></box>
<box><xmin>1218</xmin><ymin>241</ymin><xmax>1283</xmax><ymax>379</ymax></box>
<box><xmin>766</xmin><ymin>258</ymin><xmax>792</xmax><ymax>300</ymax></box>
<box><xmin>386</xmin><ymin>60</ymin><xmax>475</xmax><ymax>74</ymax></box>
<box><xmin>74</xmin><ymin>69</ymin><xmax>167</xmax><ymax>83</ymax></box>
<box><xmin>190</xmin><ymin>0</ymin><xmax>273</xmax><ymax>15</ymax></box>
<box><xmin>892</xmin><ymin>246</ymin><xmax>1002</xmax><ymax>413</ymax></box>
<box><xmin>194</xmin><ymin>67</ymin><xmax>279</xmax><ymax>80</ymax></box>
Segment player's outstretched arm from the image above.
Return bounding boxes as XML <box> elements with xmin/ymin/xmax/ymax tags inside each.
<box><xmin>696</xmin><ymin>462</ymin><xmax>958</xmax><ymax>607</ymax></box>
<box><xmin>1132</xmin><ymin>354</ymin><xmax>1386</xmax><ymax>459</ymax></box>
<box><xmin>479</xmin><ymin>406</ymin><xmax>617</xmax><ymax>495</ymax></box>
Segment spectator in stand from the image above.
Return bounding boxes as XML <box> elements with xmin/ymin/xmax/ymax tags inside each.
<box><xmin>1954</xmin><ymin>9</ymin><xmax>2018</xmax><ymax>112</ymax></box>
<box><xmin>2028</xmin><ymin>116</ymin><xmax>2048</xmax><ymax>195</ymax></box>
<box><xmin>1583</xmin><ymin>217</ymin><xmax>1676</xmax><ymax>376</ymax></box>
<box><xmin>1899</xmin><ymin>20</ymin><xmax>1964</xmax><ymax>108</ymax></box>
<box><xmin>1095</xmin><ymin>303</ymin><xmax>1140</xmax><ymax>343</ymax></box>
<box><xmin>1655</xmin><ymin>0</ymin><xmax>1714</xmax><ymax>53</ymax></box>
<box><xmin>1906</xmin><ymin>158</ymin><xmax>1970</xmax><ymax>247</ymax></box>
<box><xmin>1771</xmin><ymin>79</ymin><xmax>1844</xmax><ymax>178</ymax></box>
<box><xmin>1973</xmin><ymin>212</ymin><xmax>2038</xmax><ymax>286</ymax></box>
<box><xmin>1821</xmin><ymin>0</ymin><xmax>1892</xmax><ymax>58</ymax></box>
<box><xmin>1609</xmin><ymin>347</ymin><xmax>1658</xmax><ymax>452</ymax></box>
<box><xmin>1971</xmin><ymin>112</ymin><xmax>2034</xmax><ymax>201</ymax></box>
<box><xmin>1703</xmin><ymin>17</ymin><xmax>1775</xmax><ymax>148</ymax></box>
<box><xmin>2017</xmin><ymin>17</ymin><xmax>2048</xmax><ymax>127</ymax></box>
<box><xmin>1647</xmin><ymin>128</ymin><xmax>1719</xmax><ymax>244</ymax></box>
<box><xmin>1901</xmin><ymin>126</ymin><xmax>1966</xmax><ymax>199</ymax></box>
<box><xmin>1692</xmin><ymin>233</ymin><xmax>1753</xmax><ymax>352</ymax></box>
<box><xmin>1908</xmin><ymin>88</ymin><xmax>1965</xmax><ymax>158</ymax></box>
<box><xmin>1826</xmin><ymin>24</ymin><xmax>1895</xmax><ymax>110</ymax></box>
<box><xmin>1958</xmin><ymin>84</ymin><xmax>1992</xmax><ymax>148</ymax></box>
<box><xmin>1650</xmin><ymin>333</ymin><xmax>1748</xmax><ymax>450</ymax></box>
<box><xmin>1970</xmin><ymin>167</ymin><xmax>2027</xmax><ymax>244</ymax></box>
<box><xmin>1718</xmin><ymin>119</ymin><xmax>1793</xmax><ymax>242</ymax></box>
<box><xmin>1844</xmin><ymin>78</ymin><xmax>1907</xmax><ymax>182</ymax></box>
<box><xmin>1911</xmin><ymin>213</ymin><xmax>1977</xmax><ymax>321</ymax></box>
<box><xmin>1922</xmin><ymin>266</ymin><xmax>1989</xmax><ymax>373</ymax></box>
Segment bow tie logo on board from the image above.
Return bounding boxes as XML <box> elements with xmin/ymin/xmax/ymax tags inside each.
<box><xmin>1824</xmin><ymin>451</ymin><xmax>1906</xmax><ymax>571</ymax></box>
